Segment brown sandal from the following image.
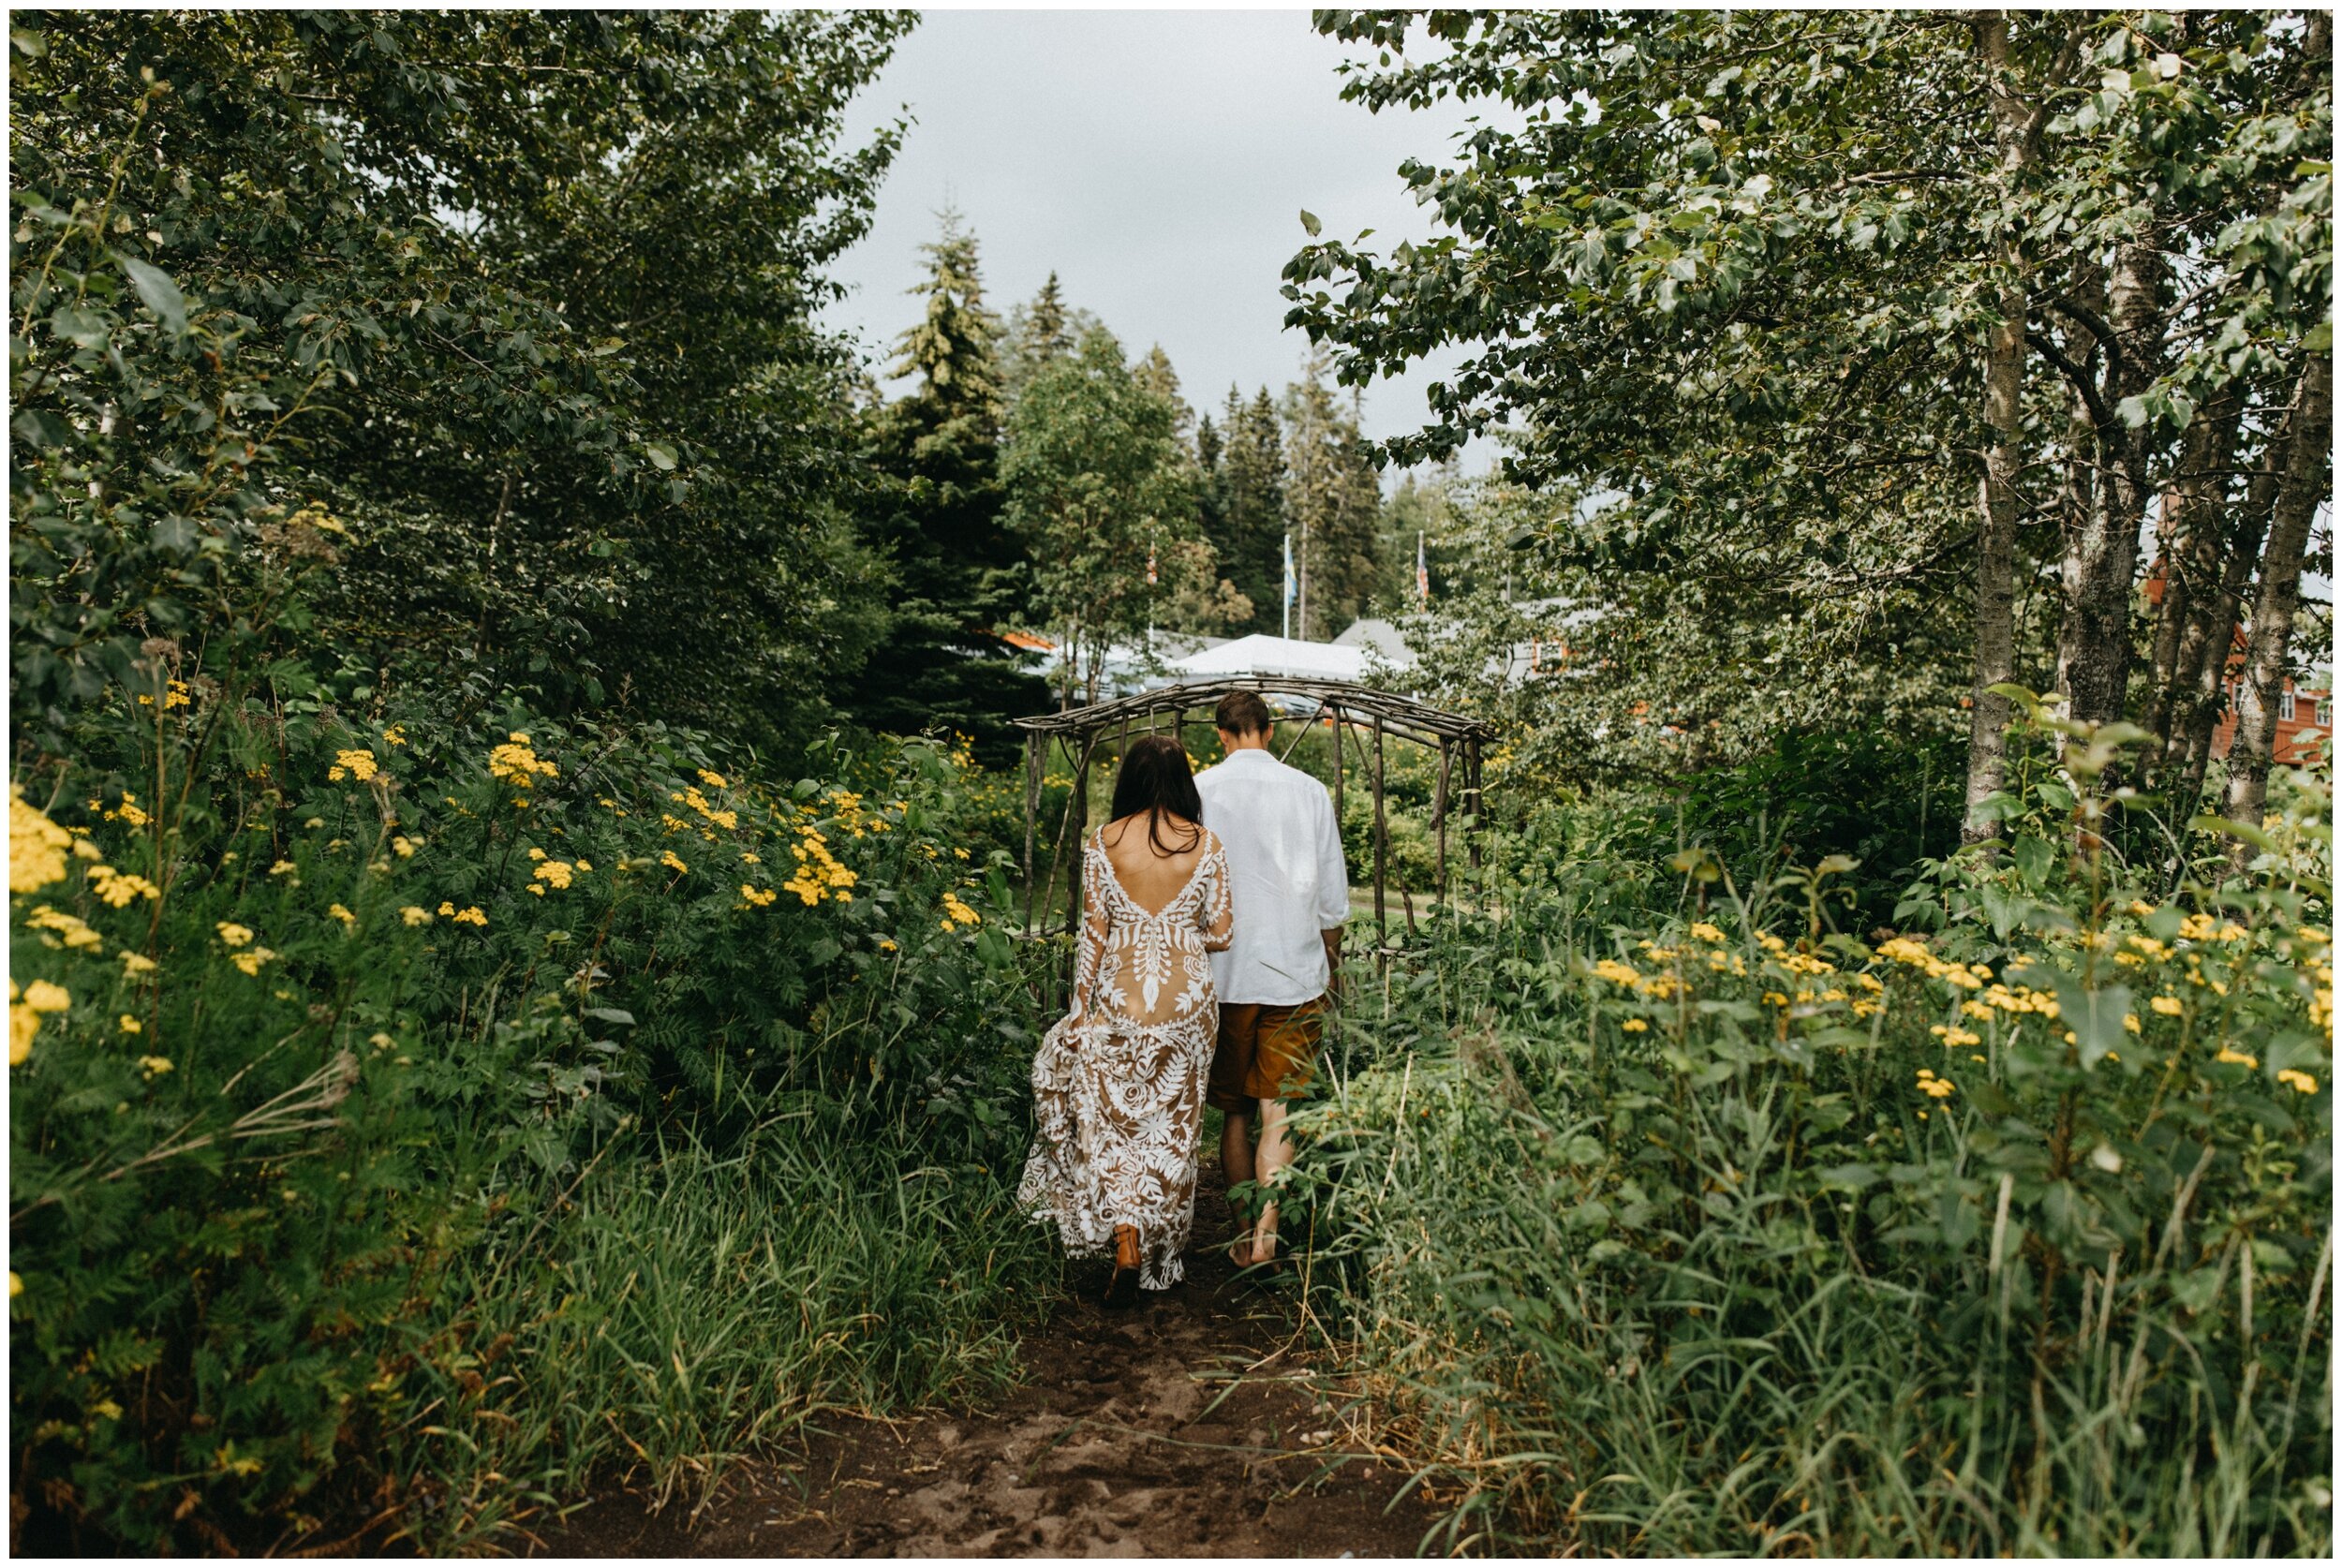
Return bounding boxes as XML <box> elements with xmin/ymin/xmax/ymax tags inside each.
<box><xmin>1103</xmin><ymin>1225</ymin><xmax>1141</xmax><ymax>1309</ymax></box>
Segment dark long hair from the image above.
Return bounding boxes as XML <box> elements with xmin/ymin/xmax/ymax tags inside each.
<box><xmin>1108</xmin><ymin>734</ymin><xmax>1204</xmax><ymax>857</ymax></box>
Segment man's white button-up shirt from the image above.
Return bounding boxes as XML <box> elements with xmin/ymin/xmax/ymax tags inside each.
<box><xmin>1195</xmin><ymin>747</ymin><xmax>1350</xmax><ymax>1006</ymax></box>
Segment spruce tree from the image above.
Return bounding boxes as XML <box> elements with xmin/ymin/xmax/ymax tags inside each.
<box><xmin>836</xmin><ymin>212</ymin><xmax>1045</xmax><ymax>762</ymax></box>
<box><xmin>1217</xmin><ymin>386</ymin><xmax>1289</xmax><ymax>633</ymax></box>
<box><xmin>999</xmin><ymin>271</ymin><xmax>1084</xmax><ymax>407</ymax></box>
<box><xmin>1282</xmin><ymin>353</ymin><xmax>1385</xmax><ymax>639</ymax></box>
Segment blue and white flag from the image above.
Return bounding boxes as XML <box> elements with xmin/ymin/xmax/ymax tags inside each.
<box><xmin>1282</xmin><ymin>531</ymin><xmax>1297</xmax><ymax>640</ymax></box>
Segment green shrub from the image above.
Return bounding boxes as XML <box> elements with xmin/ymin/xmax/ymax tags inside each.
<box><xmin>1294</xmin><ymin>729</ymin><xmax>2332</xmax><ymax>1555</ymax></box>
<box><xmin>11</xmin><ymin>660</ymin><xmax>1053</xmax><ymax>1550</ymax></box>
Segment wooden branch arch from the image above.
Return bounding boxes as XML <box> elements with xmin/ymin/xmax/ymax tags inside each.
<box><xmin>1010</xmin><ymin>676</ymin><xmax>1493</xmax><ymax>961</ymax></box>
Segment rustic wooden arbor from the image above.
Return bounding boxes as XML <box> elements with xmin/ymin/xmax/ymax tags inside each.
<box><xmin>1011</xmin><ymin>676</ymin><xmax>1493</xmax><ymax>956</ymax></box>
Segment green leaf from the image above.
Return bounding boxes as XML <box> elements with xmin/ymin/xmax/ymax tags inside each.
<box><xmin>1298</xmin><ymin>209</ymin><xmax>1322</xmax><ymax>238</ymax></box>
<box><xmin>644</xmin><ymin>441</ymin><xmax>677</xmax><ymax>472</ymax></box>
<box><xmin>115</xmin><ymin>253</ymin><xmax>187</xmax><ymax>335</ymax></box>
<box><xmin>2189</xmin><ymin>813</ymin><xmax>2276</xmax><ymax>852</ymax></box>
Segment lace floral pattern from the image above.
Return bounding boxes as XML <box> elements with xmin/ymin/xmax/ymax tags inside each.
<box><xmin>1018</xmin><ymin>827</ymin><xmax>1234</xmax><ymax>1289</ymax></box>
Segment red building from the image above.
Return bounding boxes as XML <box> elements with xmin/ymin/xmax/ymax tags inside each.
<box><xmin>2143</xmin><ymin>564</ymin><xmax>2331</xmax><ymax>764</ymax></box>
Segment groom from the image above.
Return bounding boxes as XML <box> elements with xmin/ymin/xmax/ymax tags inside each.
<box><xmin>1196</xmin><ymin>689</ymin><xmax>1349</xmax><ymax>1267</ymax></box>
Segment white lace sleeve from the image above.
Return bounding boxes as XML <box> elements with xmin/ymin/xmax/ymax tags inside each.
<box><xmin>1197</xmin><ymin>838</ymin><xmax>1234</xmax><ymax>954</ymax></box>
<box><xmin>1068</xmin><ymin>836</ymin><xmax>1113</xmax><ymax>1022</ymax></box>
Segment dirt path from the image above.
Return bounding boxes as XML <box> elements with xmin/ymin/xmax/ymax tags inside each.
<box><xmin>531</xmin><ymin>1165</ymin><xmax>1440</xmax><ymax>1558</ymax></box>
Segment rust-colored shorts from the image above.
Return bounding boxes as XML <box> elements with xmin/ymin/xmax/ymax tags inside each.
<box><xmin>1208</xmin><ymin>998</ymin><xmax>1325</xmax><ymax>1113</ymax></box>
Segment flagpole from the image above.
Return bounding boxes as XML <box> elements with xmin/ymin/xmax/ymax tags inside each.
<box><xmin>1282</xmin><ymin>531</ymin><xmax>1295</xmax><ymax>641</ymax></box>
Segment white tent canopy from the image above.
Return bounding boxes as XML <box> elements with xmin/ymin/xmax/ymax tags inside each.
<box><xmin>1167</xmin><ymin>632</ymin><xmax>1386</xmax><ymax>682</ymax></box>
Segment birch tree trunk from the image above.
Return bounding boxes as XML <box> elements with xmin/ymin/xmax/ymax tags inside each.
<box><xmin>1962</xmin><ymin>11</ymin><xmax>2034</xmax><ymax>845</ymax></box>
<box><xmin>2221</xmin><ymin>352</ymin><xmax>2333</xmax><ymax>866</ymax></box>
<box><xmin>2053</xmin><ymin>244</ymin><xmax>2163</xmax><ymax>729</ymax></box>
<box><xmin>2175</xmin><ymin>445</ymin><xmax>2282</xmax><ymax>811</ymax></box>
<box><xmin>2143</xmin><ymin>388</ymin><xmax>2244</xmax><ymax>767</ymax></box>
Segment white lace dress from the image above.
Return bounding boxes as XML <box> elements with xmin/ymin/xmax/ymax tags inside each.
<box><xmin>1018</xmin><ymin>826</ymin><xmax>1234</xmax><ymax>1289</ymax></box>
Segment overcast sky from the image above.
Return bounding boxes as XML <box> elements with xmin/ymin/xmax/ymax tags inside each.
<box><xmin>823</xmin><ymin>9</ymin><xmax>1495</xmax><ymax>467</ymax></box>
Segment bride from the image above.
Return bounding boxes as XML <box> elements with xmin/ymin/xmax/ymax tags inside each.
<box><xmin>1018</xmin><ymin>734</ymin><xmax>1233</xmax><ymax>1307</ymax></box>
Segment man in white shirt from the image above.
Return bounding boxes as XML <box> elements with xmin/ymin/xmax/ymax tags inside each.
<box><xmin>1195</xmin><ymin>689</ymin><xmax>1349</xmax><ymax>1267</ymax></box>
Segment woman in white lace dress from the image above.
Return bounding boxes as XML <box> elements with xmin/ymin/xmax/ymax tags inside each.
<box><xmin>1019</xmin><ymin>735</ymin><xmax>1234</xmax><ymax>1306</ymax></box>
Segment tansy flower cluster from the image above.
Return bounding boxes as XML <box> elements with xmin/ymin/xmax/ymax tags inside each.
<box><xmin>11</xmin><ymin>786</ymin><xmax>71</xmax><ymax>893</ymax></box>
<box><xmin>85</xmin><ymin>864</ymin><xmax>160</xmax><ymax>908</ymax></box>
<box><xmin>782</xmin><ymin>828</ymin><xmax>857</xmax><ymax>906</ymax></box>
<box><xmin>526</xmin><ymin>848</ymin><xmax>586</xmax><ymax>895</ymax></box>
<box><xmin>328</xmin><ymin>748</ymin><xmax>379</xmax><ymax>784</ymax></box>
<box><xmin>437</xmin><ymin>902</ymin><xmax>488</xmax><ymax>926</ymax></box>
<box><xmin>11</xmin><ymin>978</ymin><xmax>70</xmax><ymax>1065</ymax></box>
<box><xmin>669</xmin><ymin>784</ymin><xmax>737</xmax><ymax>836</ymax></box>
<box><xmin>24</xmin><ymin>906</ymin><xmax>103</xmax><ymax>952</ymax></box>
<box><xmin>136</xmin><ymin>679</ymin><xmax>191</xmax><ymax>710</ymax></box>
<box><xmin>940</xmin><ymin>892</ymin><xmax>981</xmax><ymax>931</ymax></box>
<box><xmin>89</xmin><ymin>792</ymin><xmax>149</xmax><ymax>828</ymax></box>
<box><xmin>487</xmin><ymin>732</ymin><xmax>558</xmax><ymax>791</ymax></box>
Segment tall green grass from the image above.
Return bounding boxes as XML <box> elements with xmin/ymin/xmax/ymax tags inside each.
<box><xmin>381</xmin><ymin>1103</ymin><xmax>1052</xmax><ymax>1550</ymax></box>
<box><xmin>1294</xmin><ymin>744</ymin><xmax>2333</xmax><ymax>1556</ymax></box>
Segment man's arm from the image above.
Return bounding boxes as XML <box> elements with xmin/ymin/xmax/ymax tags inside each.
<box><xmin>1315</xmin><ymin>786</ymin><xmax>1350</xmax><ymax>1002</ymax></box>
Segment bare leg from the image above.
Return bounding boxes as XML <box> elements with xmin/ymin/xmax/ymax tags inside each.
<box><xmin>1250</xmin><ymin>1097</ymin><xmax>1291</xmax><ymax>1264</ymax></box>
<box><xmin>1222</xmin><ymin>1108</ymin><xmax>1256</xmax><ymax>1190</ymax></box>
<box><xmin>1221</xmin><ymin>1109</ymin><xmax>1256</xmax><ymax>1259</ymax></box>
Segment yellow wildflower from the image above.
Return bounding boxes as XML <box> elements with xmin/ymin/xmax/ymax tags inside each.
<box><xmin>1688</xmin><ymin>922</ymin><xmax>1727</xmax><ymax>944</ymax></box>
<box><xmin>392</xmin><ymin>836</ymin><xmax>417</xmax><ymax>858</ymax></box>
<box><xmin>1915</xmin><ymin>1068</ymin><xmax>1955</xmax><ymax>1100</ymax></box>
<box><xmin>229</xmin><ymin>947</ymin><xmax>277</xmax><ymax>977</ymax></box>
<box><xmin>215</xmin><ymin>922</ymin><xmax>254</xmax><ymax>948</ymax></box>
<box><xmin>1621</xmin><ymin>1017</ymin><xmax>1650</xmax><ymax>1033</ymax></box>
<box><xmin>381</xmin><ymin>724</ymin><xmax>408</xmax><ymax>747</ymax></box>
<box><xmin>401</xmin><ymin>906</ymin><xmax>432</xmax><ymax>926</ymax></box>
<box><xmin>740</xmin><ymin>884</ymin><xmax>778</xmax><ymax>909</ymax></box>
<box><xmin>329</xmin><ymin>903</ymin><xmax>356</xmax><ymax>925</ymax></box>
<box><xmin>118</xmin><ymin>1013</ymin><xmax>141</xmax><ymax>1034</ymax></box>
<box><xmin>697</xmin><ymin>769</ymin><xmax>729</xmax><ymax>789</ymax></box>
<box><xmin>660</xmin><ymin>851</ymin><xmax>688</xmax><ymax>874</ymax></box>
<box><xmin>2214</xmin><ymin>1046</ymin><xmax>2258</xmax><ymax>1069</ymax></box>
<box><xmin>450</xmin><ymin>907</ymin><xmax>487</xmax><ymax>927</ymax></box>
<box><xmin>487</xmin><ymin>735</ymin><xmax>558</xmax><ymax>788</ymax></box>
<box><xmin>2149</xmin><ymin>994</ymin><xmax>2183</xmax><ymax>1015</ymax></box>
<box><xmin>138</xmin><ymin>1055</ymin><xmax>173</xmax><ymax>1078</ymax></box>
<box><xmin>532</xmin><ymin>860</ymin><xmax>574</xmax><ymax>891</ymax></box>
<box><xmin>120</xmin><ymin>951</ymin><xmax>156</xmax><ymax>975</ymax></box>
<box><xmin>9</xmin><ymin>786</ymin><xmax>71</xmax><ymax>893</ymax></box>
<box><xmin>1930</xmin><ymin>1024</ymin><xmax>1982</xmax><ymax>1049</ymax></box>
<box><xmin>328</xmin><ymin>748</ymin><xmax>379</xmax><ymax>784</ymax></box>
<box><xmin>2276</xmin><ymin>1069</ymin><xmax>2319</xmax><ymax>1095</ymax></box>
<box><xmin>26</xmin><ymin>906</ymin><xmax>103</xmax><ymax>951</ymax></box>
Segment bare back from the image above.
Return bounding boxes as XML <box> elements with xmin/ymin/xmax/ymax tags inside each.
<box><xmin>1098</xmin><ymin>812</ymin><xmax>1208</xmax><ymax>915</ymax></box>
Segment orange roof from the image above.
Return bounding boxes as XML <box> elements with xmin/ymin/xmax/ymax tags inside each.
<box><xmin>1000</xmin><ymin>630</ymin><xmax>1055</xmax><ymax>653</ymax></box>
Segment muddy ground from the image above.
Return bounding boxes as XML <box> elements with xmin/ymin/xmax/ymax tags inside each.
<box><xmin>528</xmin><ymin>1165</ymin><xmax>1445</xmax><ymax>1558</ymax></box>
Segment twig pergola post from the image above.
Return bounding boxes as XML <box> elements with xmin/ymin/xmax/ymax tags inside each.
<box><xmin>1010</xmin><ymin>676</ymin><xmax>1492</xmax><ymax>973</ymax></box>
